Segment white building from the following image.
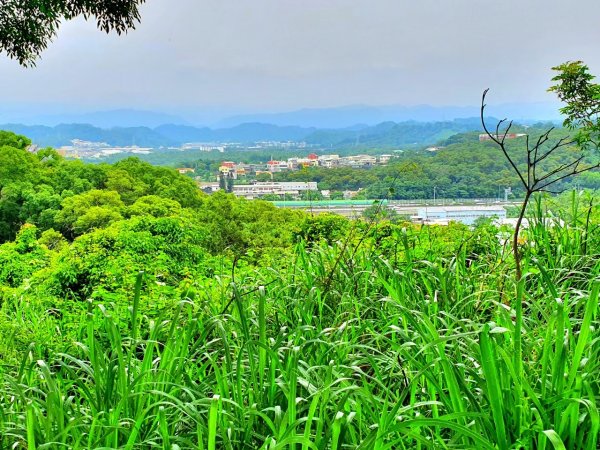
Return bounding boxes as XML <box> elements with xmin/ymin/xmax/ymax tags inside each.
<box><xmin>199</xmin><ymin>182</ymin><xmax>220</xmax><ymax>193</ymax></box>
<box><xmin>266</xmin><ymin>160</ymin><xmax>290</xmax><ymax>172</ymax></box>
<box><xmin>232</xmin><ymin>181</ymin><xmax>318</xmax><ymax>199</ymax></box>
<box><xmin>287</xmin><ymin>157</ymin><xmax>318</xmax><ymax>169</ymax></box>
<box><xmin>413</xmin><ymin>206</ymin><xmax>507</xmax><ymax>226</ymax></box>
<box><xmin>318</xmin><ymin>154</ymin><xmax>341</xmax><ymax>168</ymax></box>
<box><xmin>341</xmin><ymin>155</ymin><xmax>377</xmax><ymax>167</ymax></box>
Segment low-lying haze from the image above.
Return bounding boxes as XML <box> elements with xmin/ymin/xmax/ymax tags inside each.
<box><xmin>1</xmin><ymin>0</ymin><xmax>599</xmax><ymax>124</ymax></box>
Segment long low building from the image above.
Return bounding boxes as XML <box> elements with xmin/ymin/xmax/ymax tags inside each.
<box><xmin>233</xmin><ymin>181</ymin><xmax>318</xmax><ymax>199</ymax></box>
<box><xmin>413</xmin><ymin>205</ymin><xmax>507</xmax><ymax>225</ymax></box>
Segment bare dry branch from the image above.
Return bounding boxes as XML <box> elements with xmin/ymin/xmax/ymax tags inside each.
<box><xmin>533</xmin><ymin>137</ymin><xmax>575</xmax><ymax>166</ymax></box>
<box><xmin>481</xmin><ymin>91</ymin><xmax>528</xmax><ymax>188</ymax></box>
<box><xmin>501</xmin><ymin>121</ymin><xmax>514</xmax><ymax>144</ymax></box>
<box><xmin>535</xmin><ymin>156</ymin><xmax>584</xmax><ymax>185</ymax></box>
<box><xmin>537</xmin><ymin>163</ymin><xmax>600</xmax><ymax>191</ymax></box>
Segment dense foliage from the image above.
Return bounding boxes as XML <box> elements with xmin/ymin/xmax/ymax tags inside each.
<box><xmin>550</xmin><ymin>61</ymin><xmax>600</xmax><ymax>148</ymax></box>
<box><xmin>0</xmin><ymin>130</ymin><xmax>599</xmax><ymax>449</ymax></box>
<box><xmin>0</xmin><ymin>131</ymin><xmax>305</xmax><ymax>356</ymax></box>
<box><xmin>0</xmin><ymin>0</ymin><xmax>146</xmax><ymax>66</ymax></box>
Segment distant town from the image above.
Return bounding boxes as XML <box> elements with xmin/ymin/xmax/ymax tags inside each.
<box><xmin>183</xmin><ymin>152</ymin><xmax>396</xmax><ymax>200</ymax></box>
<box><xmin>56</xmin><ymin>139</ymin><xmax>313</xmax><ymax>159</ymax></box>
<box><xmin>211</xmin><ymin>152</ymin><xmax>395</xmax><ymax>178</ymax></box>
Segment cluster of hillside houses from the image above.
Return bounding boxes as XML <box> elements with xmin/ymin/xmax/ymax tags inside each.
<box><xmin>216</xmin><ymin>153</ymin><xmax>393</xmax><ymax>179</ymax></box>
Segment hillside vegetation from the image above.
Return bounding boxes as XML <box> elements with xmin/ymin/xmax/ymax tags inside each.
<box><xmin>0</xmin><ymin>130</ymin><xmax>599</xmax><ymax>449</ymax></box>
<box><xmin>275</xmin><ymin>126</ymin><xmax>600</xmax><ymax>198</ymax></box>
<box><xmin>1</xmin><ymin>118</ymin><xmax>486</xmax><ymax>148</ymax></box>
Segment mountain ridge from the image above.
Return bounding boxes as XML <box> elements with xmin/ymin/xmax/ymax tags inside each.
<box><xmin>0</xmin><ymin>117</ymin><xmax>531</xmax><ymax>149</ymax></box>
<box><xmin>0</xmin><ymin>102</ymin><xmax>561</xmax><ymax>129</ymax></box>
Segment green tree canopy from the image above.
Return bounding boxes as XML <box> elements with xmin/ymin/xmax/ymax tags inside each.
<box><xmin>0</xmin><ymin>0</ymin><xmax>146</xmax><ymax>66</ymax></box>
<box><xmin>0</xmin><ymin>130</ymin><xmax>31</xmax><ymax>149</ymax></box>
<box><xmin>127</xmin><ymin>195</ymin><xmax>182</xmax><ymax>218</ymax></box>
<box><xmin>549</xmin><ymin>61</ymin><xmax>600</xmax><ymax>149</ymax></box>
<box><xmin>56</xmin><ymin>189</ymin><xmax>125</xmax><ymax>237</ymax></box>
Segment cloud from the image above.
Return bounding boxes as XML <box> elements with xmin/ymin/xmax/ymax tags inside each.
<box><xmin>0</xmin><ymin>0</ymin><xmax>599</xmax><ymax>113</ymax></box>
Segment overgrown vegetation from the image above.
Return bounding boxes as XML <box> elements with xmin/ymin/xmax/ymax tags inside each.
<box><xmin>3</xmin><ymin>0</ymin><xmax>599</xmax><ymax>445</ymax></box>
<box><xmin>0</xmin><ymin>129</ymin><xmax>598</xmax><ymax>448</ymax></box>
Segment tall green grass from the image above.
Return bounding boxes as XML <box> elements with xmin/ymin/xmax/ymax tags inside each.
<box><xmin>0</xmin><ymin>197</ymin><xmax>598</xmax><ymax>448</ymax></box>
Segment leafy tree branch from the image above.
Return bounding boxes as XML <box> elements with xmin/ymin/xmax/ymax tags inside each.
<box><xmin>0</xmin><ymin>0</ymin><xmax>146</xmax><ymax>66</ymax></box>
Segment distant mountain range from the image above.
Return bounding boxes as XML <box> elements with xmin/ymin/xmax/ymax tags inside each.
<box><xmin>0</xmin><ymin>122</ymin><xmax>315</xmax><ymax>147</ymax></box>
<box><xmin>154</xmin><ymin>123</ymin><xmax>316</xmax><ymax>144</ymax></box>
<box><xmin>0</xmin><ymin>102</ymin><xmax>562</xmax><ymax>129</ymax></box>
<box><xmin>68</xmin><ymin>110</ymin><xmax>190</xmax><ymax>129</ymax></box>
<box><xmin>0</xmin><ymin>108</ymin><xmax>190</xmax><ymax>129</ymax></box>
<box><xmin>214</xmin><ymin>103</ymin><xmax>562</xmax><ymax>128</ymax></box>
<box><xmin>303</xmin><ymin>119</ymin><xmax>488</xmax><ymax>147</ymax></box>
<box><xmin>1</xmin><ymin>118</ymin><xmax>497</xmax><ymax>149</ymax></box>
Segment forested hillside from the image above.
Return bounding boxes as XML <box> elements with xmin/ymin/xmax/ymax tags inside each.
<box><xmin>304</xmin><ymin>118</ymin><xmax>487</xmax><ymax>147</ymax></box>
<box><xmin>275</xmin><ymin>126</ymin><xmax>600</xmax><ymax>198</ymax></box>
<box><xmin>1</xmin><ymin>118</ymin><xmax>487</xmax><ymax>148</ymax></box>
<box><xmin>0</xmin><ymin>130</ymin><xmax>308</xmax><ymax>362</ymax></box>
<box><xmin>0</xmin><ymin>129</ymin><xmax>599</xmax><ymax>448</ymax></box>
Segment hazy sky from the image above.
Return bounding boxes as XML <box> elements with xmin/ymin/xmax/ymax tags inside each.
<box><xmin>1</xmin><ymin>0</ymin><xmax>599</xmax><ymax>113</ymax></box>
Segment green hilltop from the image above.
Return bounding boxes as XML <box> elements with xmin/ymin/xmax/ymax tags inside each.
<box><xmin>0</xmin><ymin>130</ymin><xmax>598</xmax><ymax>448</ymax></box>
